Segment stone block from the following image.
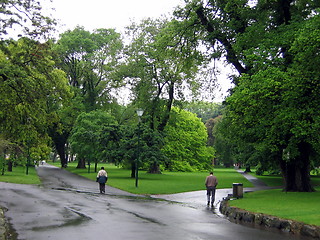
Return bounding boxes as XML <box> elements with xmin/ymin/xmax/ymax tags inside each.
<box><xmin>301</xmin><ymin>225</ymin><xmax>320</xmax><ymax>239</ymax></box>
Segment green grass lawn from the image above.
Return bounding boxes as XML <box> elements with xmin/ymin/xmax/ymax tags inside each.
<box><xmin>229</xmin><ymin>187</ymin><xmax>320</xmax><ymax>226</ymax></box>
<box><xmin>53</xmin><ymin>162</ymin><xmax>254</xmax><ymax>194</ymax></box>
<box><xmin>0</xmin><ymin>166</ymin><xmax>41</xmax><ymax>185</ymax></box>
<box><xmin>247</xmin><ymin>170</ymin><xmax>320</xmax><ymax>187</ymax></box>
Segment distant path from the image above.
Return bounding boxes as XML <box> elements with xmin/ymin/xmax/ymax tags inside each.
<box><xmin>235</xmin><ymin>169</ymin><xmax>269</xmax><ymax>187</ymax></box>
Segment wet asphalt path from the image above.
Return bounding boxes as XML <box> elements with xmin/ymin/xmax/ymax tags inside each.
<box><xmin>0</xmin><ymin>164</ymin><xmax>309</xmax><ymax>240</ymax></box>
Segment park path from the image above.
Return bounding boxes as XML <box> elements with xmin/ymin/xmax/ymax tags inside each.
<box><xmin>235</xmin><ymin>169</ymin><xmax>269</xmax><ymax>187</ymax></box>
<box><xmin>0</xmin><ymin>165</ymin><xmax>305</xmax><ymax>240</ymax></box>
<box><xmin>151</xmin><ymin>169</ymin><xmax>274</xmax><ymax>212</ymax></box>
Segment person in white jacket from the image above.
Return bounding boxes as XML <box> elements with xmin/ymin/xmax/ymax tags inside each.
<box><xmin>96</xmin><ymin>167</ymin><xmax>108</xmax><ymax>193</ymax></box>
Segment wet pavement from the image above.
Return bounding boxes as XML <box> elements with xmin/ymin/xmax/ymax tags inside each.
<box><xmin>152</xmin><ymin>169</ymin><xmax>274</xmax><ymax>212</ymax></box>
<box><xmin>0</xmin><ymin>164</ymin><xmax>310</xmax><ymax>240</ymax></box>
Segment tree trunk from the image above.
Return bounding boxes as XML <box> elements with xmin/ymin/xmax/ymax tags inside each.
<box><xmin>94</xmin><ymin>162</ymin><xmax>98</xmax><ymax>173</ymax></box>
<box><xmin>57</xmin><ymin>142</ymin><xmax>67</xmax><ymax>168</ymax></box>
<box><xmin>7</xmin><ymin>160</ymin><xmax>13</xmax><ymax>172</ymax></box>
<box><xmin>49</xmin><ymin>127</ymin><xmax>70</xmax><ymax>168</ymax></box>
<box><xmin>131</xmin><ymin>162</ymin><xmax>135</xmax><ymax>178</ymax></box>
<box><xmin>1</xmin><ymin>153</ymin><xmax>4</xmax><ymax>175</ymax></box>
<box><xmin>76</xmin><ymin>158</ymin><xmax>86</xmax><ymax>169</ymax></box>
<box><xmin>148</xmin><ymin>161</ymin><xmax>161</xmax><ymax>174</ymax></box>
<box><xmin>280</xmin><ymin>142</ymin><xmax>314</xmax><ymax>192</ymax></box>
<box><xmin>158</xmin><ymin>81</ymin><xmax>174</xmax><ymax>132</ymax></box>
<box><xmin>50</xmin><ymin>135</ymin><xmax>68</xmax><ymax>168</ymax></box>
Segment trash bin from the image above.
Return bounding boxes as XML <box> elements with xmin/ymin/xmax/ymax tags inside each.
<box><xmin>233</xmin><ymin>183</ymin><xmax>243</xmax><ymax>198</ymax></box>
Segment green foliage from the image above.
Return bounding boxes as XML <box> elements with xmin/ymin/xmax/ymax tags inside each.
<box><xmin>54</xmin><ymin>26</ymin><xmax>123</xmax><ymax>111</ymax></box>
<box><xmin>123</xmin><ymin>18</ymin><xmax>211</xmax><ymax>131</ymax></box>
<box><xmin>220</xmin><ymin>59</ymin><xmax>320</xmax><ymax>187</ymax></box>
<box><xmin>222</xmin><ymin>37</ymin><xmax>320</xmax><ymax>167</ymax></box>
<box><xmin>0</xmin><ymin>0</ymin><xmax>56</xmax><ymax>39</ymax></box>
<box><xmin>213</xmin><ymin>121</ymin><xmax>235</xmax><ymax>167</ymax></box>
<box><xmin>162</xmin><ymin>107</ymin><xmax>214</xmax><ymax>171</ymax></box>
<box><xmin>114</xmin><ymin>122</ymin><xmax>166</xmax><ymax>174</ymax></box>
<box><xmin>139</xmin><ymin>126</ymin><xmax>166</xmax><ymax>173</ymax></box>
<box><xmin>0</xmin><ymin>38</ymin><xmax>70</xmax><ymax>162</ymax></box>
<box><xmin>69</xmin><ymin>110</ymin><xmax>117</xmax><ymax>167</ymax></box>
<box><xmin>178</xmin><ymin>0</ymin><xmax>320</xmax><ymax>191</ymax></box>
<box><xmin>183</xmin><ymin>101</ymin><xmax>224</xmax><ymax>123</ymax></box>
<box><xmin>49</xmin><ymin>26</ymin><xmax>123</xmax><ymax>166</ymax></box>
<box><xmin>99</xmin><ymin>123</ymin><xmax>122</xmax><ymax>164</ymax></box>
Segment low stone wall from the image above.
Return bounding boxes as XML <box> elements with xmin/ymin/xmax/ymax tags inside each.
<box><xmin>219</xmin><ymin>198</ymin><xmax>320</xmax><ymax>239</ymax></box>
<box><xmin>0</xmin><ymin>207</ymin><xmax>8</xmax><ymax>240</ymax></box>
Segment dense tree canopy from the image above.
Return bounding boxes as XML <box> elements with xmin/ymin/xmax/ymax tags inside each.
<box><xmin>0</xmin><ymin>38</ymin><xmax>70</xmax><ymax>160</ymax></box>
<box><xmin>69</xmin><ymin>110</ymin><xmax>117</xmax><ymax>172</ymax></box>
<box><xmin>54</xmin><ymin>26</ymin><xmax>123</xmax><ymax>110</ymax></box>
<box><xmin>122</xmin><ymin>18</ymin><xmax>210</xmax><ymax>132</ymax></box>
<box><xmin>184</xmin><ymin>101</ymin><xmax>223</xmax><ymax>123</ymax></box>
<box><xmin>176</xmin><ymin>0</ymin><xmax>320</xmax><ymax>191</ymax></box>
<box><xmin>162</xmin><ymin>107</ymin><xmax>214</xmax><ymax>171</ymax></box>
<box><xmin>49</xmin><ymin>27</ymin><xmax>123</xmax><ymax>167</ymax></box>
<box><xmin>2</xmin><ymin>0</ymin><xmax>319</xmax><ymax>192</ymax></box>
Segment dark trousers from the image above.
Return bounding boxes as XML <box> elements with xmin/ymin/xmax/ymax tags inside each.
<box><xmin>99</xmin><ymin>183</ymin><xmax>105</xmax><ymax>193</ymax></box>
<box><xmin>206</xmin><ymin>186</ymin><xmax>216</xmax><ymax>204</ymax></box>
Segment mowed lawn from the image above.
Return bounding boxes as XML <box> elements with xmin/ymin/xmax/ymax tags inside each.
<box><xmin>56</xmin><ymin>162</ymin><xmax>254</xmax><ymax>194</ymax></box>
<box><xmin>0</xmin><ymin>166</ymin><xmax>41</xmax><ymax>185</ymax></box>
<box><xmin>229</xmin><ymin>187</ymin><xmax>320</xmax><ymax>226</ymax></box>
<box><xmin>250</xmin><ymin>171</ymin><xmax>320</xmax><ymax>187</ymax></box>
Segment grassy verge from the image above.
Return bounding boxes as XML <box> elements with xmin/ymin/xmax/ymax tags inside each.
<box><xmin>51</xmin><ymin>162</ymin><xmax>254</xmax><ymax>194</ymax></box>
<box><xmin>0</xmin><ymin>166</ymin><xmax>41</xmax><ymax>184</ymax></box>
<box><xmin>245</xmin><ymin>169</ymin><xmax>320</xmax><ymax>188</ymax></box>
<box><xmin>251</xmin><ymin>173</ymin><xmax>283</xmax><ymax>187</ymax></box>
<box><xmin>229</xmin><ymin>187</ymin><xmax>320</xmax><ymax>226</ymax></box>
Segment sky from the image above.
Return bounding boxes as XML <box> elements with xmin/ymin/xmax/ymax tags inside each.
<box><xmin>47</xmin><ymin>0</ymin><xmax>185</xmax><ymax>33</ymax></box>
<box><xmin>45</xmin><ymin>0</ymin><xmax>233</xmax><ymax>102</ymax></box>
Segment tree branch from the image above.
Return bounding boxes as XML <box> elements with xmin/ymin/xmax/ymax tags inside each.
<box><xmin>195</xmin><ymin>6</ymin><xmax>248</xmax><ymax>75</ymax></box>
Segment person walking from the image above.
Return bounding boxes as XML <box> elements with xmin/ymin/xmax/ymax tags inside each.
<box><xmin>205</xmin><ymin>171</ymin><xmax>218</xmax><ymax>207</ymax></box>
<box><xmin>96</xmin><ymin>167</ymin><xmax>108</xmax><ymax>194</ymax></box>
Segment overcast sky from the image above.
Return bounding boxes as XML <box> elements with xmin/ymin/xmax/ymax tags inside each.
<box><xmin>47</xmin><ymin>0</ymin><xmax>185</xmax><ymax>33</ymax></box>
<box><xmin>45</xmin><ymin>0</ymin><xmax>233</xmax><ymax>102</ymax></box>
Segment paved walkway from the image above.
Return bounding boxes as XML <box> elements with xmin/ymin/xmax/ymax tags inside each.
<box><xmin>236</xmin><ymin>169</ymin><xmax>269</xmax><ymax>187</ymax></box>
<box><xmin>0</xmin><ymin>168</ymin><xmax>274</xmax><ymax>239</ymax></box>
<box><xmin>2</xmin><ymin>166</ymin><xmax>298</xmax><ymax>240</ymax></box>
<box><xmin>151</xmin><ymin>169</ymin><xmax>275</xmax><ymax>212</ymax></box>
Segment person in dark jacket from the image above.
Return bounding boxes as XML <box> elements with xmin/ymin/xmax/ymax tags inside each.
<box><xmin>96</xmin><ymin>167</ymin><xmax>108</xmax><ymax>194</ymax></box>
<box><xmin>205</xmin><ymin>171</ymin><xmax>218</xmax><ymax>207</ymax></box>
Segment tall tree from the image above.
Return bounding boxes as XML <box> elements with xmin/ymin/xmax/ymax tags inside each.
<box><xmin>50</xmin><ymin>27</ymin><xmax>123</xmax><ymax>167</ymax></box>
<box><xmin>123</xmin><ymin>18</ymin><xmax>208</xmax><ymax>132</ymax></box>
<box><xmin>69</xmin><ymin>110</ymin><xmax>117</xmax><ymax>172</ymax></box>
<box><xmin>55</xmin><ymin>26</ymin><xmax>123</xmax><ymax>110</ymax></box>
<box><xmin>176</xmin><ymin>0</ymin><xmax>320</xmax><ymax>191</ymax></box>
<box><xmin>0</xmin><ymin>37</ymin><xmax>70</xmax><ymax>167</ymax></box>
<box><xmin>162</xmin><ymin>107</ymin><xmax>214</xmax><ymax>171</ymax></box>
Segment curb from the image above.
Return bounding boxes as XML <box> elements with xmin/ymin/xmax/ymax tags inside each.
<box><xmin>219</xmin><ymin>197</ymin><xmax>320</xmax><ymax>239</ymax></box>
<box><xmin>0</xmin><ymin>207</ymin><xmax>8</xmax><ymax>240</ymax></box>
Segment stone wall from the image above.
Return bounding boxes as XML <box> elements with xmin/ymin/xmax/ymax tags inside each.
<box><xmin>0</xmin><ymin>207</ymin><xmax>8</xmax><ymax>240</ymax></box>
<box><xmin>219</xmin><ymin>198</ymin><xmax>320</xmax><ymax>239</ymax></box>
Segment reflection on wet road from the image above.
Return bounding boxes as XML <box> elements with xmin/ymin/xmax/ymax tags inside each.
<box><xmin>0</xmin><ymin>165</ymin><xmax>310</xmax><ymax>240</ymax></box>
